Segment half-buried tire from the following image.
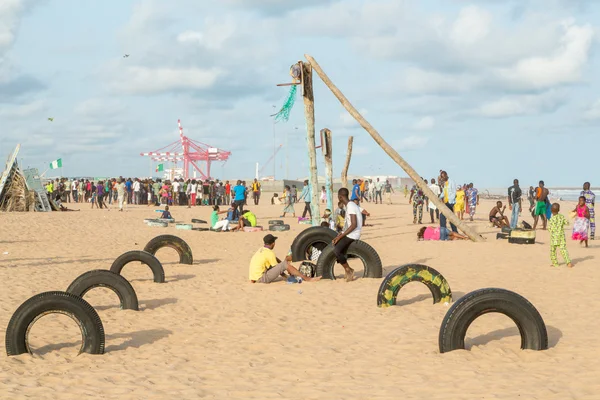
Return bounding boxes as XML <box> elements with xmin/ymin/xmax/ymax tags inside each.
<box><xmin>316</xmin><ymin>240</ymin><xmax>382</xmax><ymax>280</ymax></box>
<box><xmin>439</xmin><ymin>288</ymin><xmax>548</xmax><ymax>353</ymax></box>
<box><xmin>269</xmin><ymin>224</ymin><xmax>290</xmax><ymax>232</ymax></box>
<box><xmin>290</xmin><ymin>226</ymin><xmax>337</xmax><ymax>262</ymax></box>
<box><xmin>143</xmin><ymin>235</ymin><xmax>193</xmax><ymax>265</ymax></box>
<box><xmin>66</xmin><ymin>270</ymin><xmax>139</xmax><ymax>311</ymax></box>
<box><xmin>110</xmin><ymin>251</ymin><xmax>165</xmax><ymax>283</ymax></box>
<box><xmin>377</xmin><ymin>264</ymin><xmax>452</xmax><ymax>307</ymax></box>
<box><xmin>5</xmin><ymin>291</ymin><xmax>105</xmax><ymax>356</ymax></box>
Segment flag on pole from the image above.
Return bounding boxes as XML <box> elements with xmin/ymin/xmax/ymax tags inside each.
<box><xmin>156</xmin><ymin>164</ymin><xmax>164</xmax><ymax>173</ymax></box>
<box><xmin>49</xmin><ymin>159</ymin><xmax>62</xmax><ymax>169</ymax></box>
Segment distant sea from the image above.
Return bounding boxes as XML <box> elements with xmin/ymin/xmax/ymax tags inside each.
<box><xmin>482</xmin><ymin>188</ymin><xmax>598</xmax><ymax>202</ymax></box>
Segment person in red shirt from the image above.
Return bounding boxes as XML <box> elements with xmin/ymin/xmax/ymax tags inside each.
<box><xmin>225</xmin><ymin>181</ymin><xmax>231</xmax><ymax>205</ymax></box>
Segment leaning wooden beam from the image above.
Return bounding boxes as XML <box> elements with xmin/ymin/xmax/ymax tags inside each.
<box><xmin>305</xmin><ymin>54</ymin><xmax>485</xmax><ymax>242</ymax></box>
<box><xmin>301</xmin><ymin>61</ymin><xmax>321</xmax><ymax>226</ymax></box>
<box><xmin>341</xmin><ymin>136</ymin><xmax>353</xmax><ymax>190</ymax></box>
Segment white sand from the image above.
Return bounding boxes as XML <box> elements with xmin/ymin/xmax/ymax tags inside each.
<box><xmin>0</xmin><ymin>195</ymin><xmax>599</xmax><ymax>399</ymax></box>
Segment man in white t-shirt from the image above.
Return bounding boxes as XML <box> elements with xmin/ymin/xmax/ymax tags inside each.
<box><xmin>132</xmin><ymin>178</ymin><xmax>141</xmax><ymax>205</ymax></box>
<box><xmin>173</xmin><ymin>180</ymin><xmax>180</xmax><ymax>205</ymax></box>
<box><xmin>428</xmin><ymin>178</ymin><xmax>441</xmax><ymax>223</ymax></box>
<box><xmin>331</xmin><ymin>187</ymin><xmax>362</xmax><ymax>282</ymax></box>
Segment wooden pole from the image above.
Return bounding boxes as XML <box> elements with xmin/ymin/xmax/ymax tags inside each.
<box><xmin>321</xmin><ymin>128</ymin><xmax>334</xmax><ymax>212</ymax></box>
<box><xmin>304</xmin><ymin>54</ymin><xmax>484</xmax><ymax>242</ymax></box>
<box><xmin>302</xmin><ymin>61</ymin><xmax>321</xmax><ymax>226</ymax></box>
<box><xmin>341</xmin><ymin>136</ymin><xmax>353</xmax><ymax>190</ymax></box>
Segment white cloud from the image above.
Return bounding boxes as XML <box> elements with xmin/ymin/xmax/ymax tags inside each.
<box><xmin>450</xmin><ymin>6</ymin><xmax>492</xmax><ymax>46</ymax></box>
<box><xmin>395</xmin><ymin>135</ymin><xmax>429</xmax><ymax>151</ymax></box>
<box><xmin>479</xmin><ymin>90</ymin><xmax>565</xmax><ymax>117</ymax></box>
<box><xmin>412</xmin><ymin>116</ymin><xmax>435</xmax><ymax>131</ymax></box>
<box><xmin>496</xmin><ymin>21</ymin><xmax>594</xmax><ymax>89</ymax></box>
<box><xmin>584</xmin><ymin>99</ymin><xmax>600</xmax><ymax>120</ymax></box>
<box><xmin>339</xmin><ymin>109</ymin><xmax>368</xmax><ymax>128</ymax></box>
<box><xmin>0</xmin><ymin>99</ymin><xmax>46</xmax><ymax>117</ymax></box>
<box><xmin>177</xmin><ymin>17</ymin><xmax>236</xmax><ymax>50</ymax></box>
<box><xmin>112</xmin><ymin>67</ymin><xmax>222</xmax><ymax>95</ymax></box>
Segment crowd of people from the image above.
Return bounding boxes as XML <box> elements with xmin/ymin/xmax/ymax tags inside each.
<box><xmin>44</xmin><ymin>177</ymin><xmax>266</xmax><ymax>211</ymax></box>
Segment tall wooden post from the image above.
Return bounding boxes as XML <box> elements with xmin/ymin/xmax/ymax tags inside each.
<box><xmin>341</xmin><ymin>136</ymin><xmax>353</xmax><ymax>189</ymax></box>
<box><xmin>321</xmin><ymin>128</ymin><xmax>334</xmax><ymax>212</ymax></box>
<box><xmin>302</xmin><ymin>61</ymin><xmax>321</xmax><ymax>225</ymax></box>
<box><xmin>304</xmin><ymin>54</ymin><xmax>484</xmax><ymax>242</ymax></box>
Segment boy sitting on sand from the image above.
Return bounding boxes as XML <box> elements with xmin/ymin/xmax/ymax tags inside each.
<box><xmin>160</xmin><ymin>206</ymin><xmax>172</xmax><ymax>220</ymax></box>
<box><xmin>489</xmin><ymin>201</ymin><xmax>509</xmax><ymax>228</ymax></box>
<box><xmin>249</xmin><ymin>234</ymin><xmax>320</xmax><ymax>283</ymax></box>
<box><xmin>549</xmin><ymin>203</ymin><xmax>573</xmax><ymax>268</ymax></box>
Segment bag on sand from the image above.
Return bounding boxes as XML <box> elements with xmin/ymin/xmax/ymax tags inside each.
<box><xmin>299</xmin><ymin>261</ymin><xmax>316</xmax><ymax>278</ymax></box>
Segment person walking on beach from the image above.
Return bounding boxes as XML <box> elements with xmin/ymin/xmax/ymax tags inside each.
<box><xmin>384</xmin><ymin>180</ymin><xmax>394</xmax><ymax>205</ymax></box>
<box><xmin>428</xmin><ymin>178</ymin><xmax>441</xmax><ymax>223</ymax></box>
<box><xmin>581</xmin><ymin>182</ymin><xmax>595</xmax><ymax>240</ymax></box>
<box><xmin>248</xmin><ymin>234</ymin><xmax>320</xmax><ymax>283</ymax></box>
<box><xmin>439</xmin><ymin>171</ymin><xmax>458</xmax><ymax>233</ymax></box>
<box><xmin>508</xmin><ymin>179</ymin><xmax>522</xmax><ymax>229</ymax></box>
<box><xmin>280</xmin><ymin>185</ymin><xmax>295</xmax><ymax>218</ymax></box>
<box><xmin>549</xmin><ymin>203</ymin><xmax>572</xmax><ymax>268</ymax></box>
<box><xmin>533</xmin><ymin>181</ymin><xmax>549</xmax><ymax>230</ymax></box>
<box><xmin>299</xmin><ymin>180</ymin><xmax>312</xmax><ymax>219</ymax></box>
<box><xmin>466</xmin><ymin>183</ymin><xmax>479</xmax><ymax>221</ymax></box>
<box><xmin>332</xmin><ymin>188</ymin><xmax>362</xmax><ymax>282</ymax></box>
<box><xmin>409</xmin><ymin>183</ymin><xmax>424</xmax><ymax>224</ymax></box>
<box><xmin>572</xmin><ymin>196</ymin><xmax>590</xmax><ymax>248</ymax></box>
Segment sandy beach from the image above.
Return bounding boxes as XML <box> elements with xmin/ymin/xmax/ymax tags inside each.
<box><xmin>1</xmin><ymin>194</ymin><xmax>599</xmax><ymax>399</ymax></box>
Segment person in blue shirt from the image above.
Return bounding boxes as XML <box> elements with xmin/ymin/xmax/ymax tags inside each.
<box><xmin>350</xmin><ymin>179</ymin><xmax>361</xmax><ymax>203</ymax></box>
<box><xmin>232</xmin><ymin>180</ymin><xmax>246</xmax><ymax>212</ymax></box>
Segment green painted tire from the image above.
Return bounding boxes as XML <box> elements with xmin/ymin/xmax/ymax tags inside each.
<box><xmin>377</xmin><ymin>264</ymin><xmax>452</xmax><ymax>307</ymax></box>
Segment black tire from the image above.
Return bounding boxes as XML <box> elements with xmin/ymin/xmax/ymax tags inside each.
<box><xmin>5</xmin><ymin>291</ymin><xmax>105</xmax><ymax>356</ymax></box>
<box><xmin>66</xmin><ymin>270</ymin><xmax>139</xmax><ymax>311</ymax></box>
<box><xmin>316</xmin><ymin>240</ymin><xmax>382</xmax><ymax>279</ymax></box>
<box><xmin>110</xmin><ymin>251</ymin><xmax>165</xmax><ymax>283</ymax></box>
<box><xmin>290</xmin><ymin>227</ymin><xmax>337</xmax><ymax>262</ymax></box>
<box><xmin>439</xmin><ymin>288</ymin><xmax>548</xmax><ymax>353</ymax></box>
<box><xmin>269</xmin><ymin>224</ymin><xmax>290</xmax><ymax>232</ymax></box>
<box><xmin>191</xmin><ymin>219</ymin><xmax>207</xmax><ymax>224</ymax></box>
<box><xmin>143</xmin><ymin>235</ymin><xmax>193</xmax><ymax>265</ymax></box>
<box><xmin>268</xmin><ymin>220</ymin><xmax>284</xmax><ymax>225</ymax></box>
<box><xmin>377</xmin><ymin>264</ymin><xmax>452</xmax><ymax>307</ymax></box>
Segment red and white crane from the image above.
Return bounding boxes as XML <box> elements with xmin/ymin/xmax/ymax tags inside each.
<box><xmin>141</xmin><ymin>120</ymin><xmax>231</xmax><ymax>180</ymax></box>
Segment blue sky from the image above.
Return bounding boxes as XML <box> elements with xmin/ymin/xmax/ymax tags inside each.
<box><xmin>1</xmin><ymin>0</ymin><xmax>599</xmax><ymax>187</ymax></box>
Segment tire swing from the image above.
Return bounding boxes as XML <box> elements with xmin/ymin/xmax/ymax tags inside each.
<box><xmin>290</xmin><ymin>226</ymin><xmax>337</xmax><ymax>262</ymax></box>
<box><xmin>110</xmin><ymin>251</ymin><xmax>165</xmax><ymax>283</ymax></box>
<box><xmin>438</xmin><ymin>288</ymin><xmax>548</xmax><ymax>353</ymax></box>
<box><xmin>66</xmin><ymin>270</ymin><xmax>139</xmax><ymax>311</ymax></box>
<box><xmin>377</xmin><ymin>264</ymin><xmax>452</xmax><ymax>307</ymax></box>
<box><xmin>316</xmin><ymin>240</ymin><xmax>382</xmax><ymax>280</ymax></box>
<box><xmin>5</xmin><ymin>291</ymin><xmax>105</xmax><ymax>356</ymax></box>
<box><xmin>143</xmin><ymin>235</ymin><xmax>193</xmax><ymax>265</ymax></box>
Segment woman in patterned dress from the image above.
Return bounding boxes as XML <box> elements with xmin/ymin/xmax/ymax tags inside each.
<box><xmin>581</xmin><ymin>182</ymin><xmax>595</xmax><ymax>240</ymax></box>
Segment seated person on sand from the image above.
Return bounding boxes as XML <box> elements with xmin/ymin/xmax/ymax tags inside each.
<box><xmin>232</xmin><ymin>209</ymin><xmax>257</xmax><ymax>232</ymax></box>
<box><xmin>160</xmin><ymin>205</ymin><xmax>173</xmax><ymax>220</ymax></box>
<box><xmin>211</xmin><ymin>205</ymin><xmax>231</xmax><ymax>231</ymax></box>
<box><xmin>417</xmin><ymin>226</ymin><xmax>467</xmax><ymax>241</ymax></box>
<box><xmin>226</xmin><ymin>202</ymin><xmax>240</xmax><ymax>223</ymax></box>
<box><xmin>249</xmin><ymin>234</ymin><xmax>320</xmax><ymax>283</ymax></box>
<box><xmin>54</xmin><ymin>193</ymin><xmax>79</xmax><ymax>212</ymax></box>
<box><xmin>489</xmin><ymin>201</ymin><xmax>510</xmax><ymax>228</ymax></box>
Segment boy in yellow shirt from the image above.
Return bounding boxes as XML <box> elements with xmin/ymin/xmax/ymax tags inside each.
<box><xmin>249</xmin><ymin>234</ymin><xmax>321</xmax><ymax>283</ymax></box>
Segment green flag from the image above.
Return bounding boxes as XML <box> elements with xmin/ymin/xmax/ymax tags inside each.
<box><xmin>49</xmin><ymin>159</ymin><xmax>62</xmax><ymax>169</ymax></box>
<box><xmin>155</xmin><ymin>164</ymin><xmax>164</xmax><ymax>172</ymax></box>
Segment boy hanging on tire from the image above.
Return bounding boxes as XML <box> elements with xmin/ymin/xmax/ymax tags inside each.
<box><xmin>332</xmin><ymin>188</ymin><xmax>363</xmax><ymax>282</ymax></box>
<box><xmin>249</xmin><ymin>234</ymin><xmax>321</xmax><ymax>283</ymax></box>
